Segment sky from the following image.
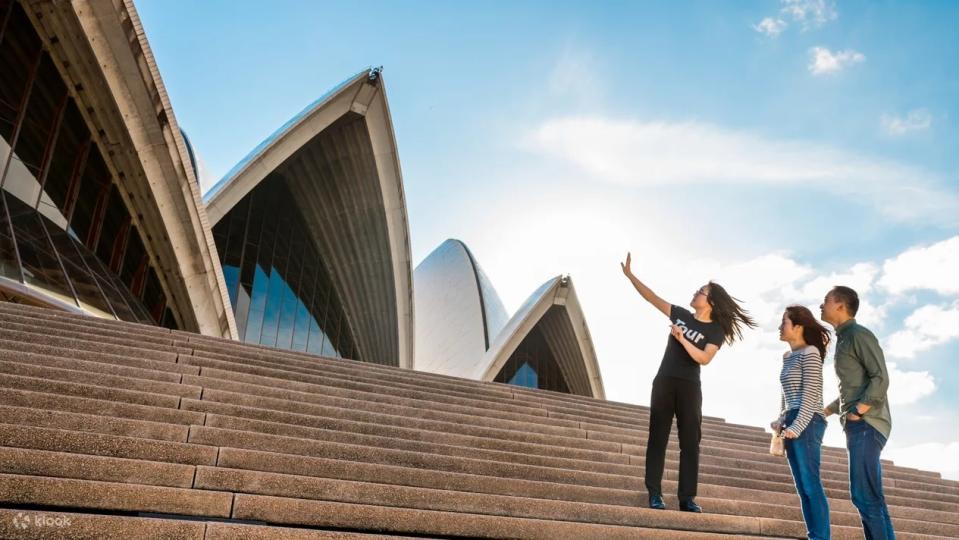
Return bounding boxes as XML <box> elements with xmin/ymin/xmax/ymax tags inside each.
<box><xmin>137</xmin><ymin>0</ymin><xmax>959</xmax><ymax>479</ymax></box>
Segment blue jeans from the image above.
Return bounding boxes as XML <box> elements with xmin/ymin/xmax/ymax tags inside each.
<box><xmin>845</xmin><ymin>418</ymin><xmax>895</xmax><ymax>539</ymax></box>
<box><xmin>784</xmin><ymin>410</ymin><xmax>831</xmax><ymax>540</ymax></box>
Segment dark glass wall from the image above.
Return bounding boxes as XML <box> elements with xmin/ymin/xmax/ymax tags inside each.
<box><xmin>212</xmin><ymin>175</ymin><xmax>356</xmax><ymax>358</ymax></box>
<box><xmin>493</xmin><ymin>326</ymin><xmax>571</xmax><ymax>393</ymax></box>
<box><xmin>0</xmin><ymin>0</ymin><xmax>174</xmax><ymax>327</ymax></box>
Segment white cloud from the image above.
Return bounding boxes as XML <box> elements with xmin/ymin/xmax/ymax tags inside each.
<box><xmin>878</xmin><ymin>236</ymin><xmax>959</xmax><ymax>296</ymax></box>
<box><xmin>886</xmin><ymin>302</ymin><xmax>959</xmax><ymax>359</ymax></box>
<box><xmin>809</xmin><ymin>46</ymin><xmax>865</xmax><ymax>75</ymax></box>
<box><xmin>886</xmin><ymin>362</ymin><xmax>937</xmax><ymax>405</ymax></box>
<box><xmin>525</xmin><ymin>116</ymin><xmax>959</xmax><ymax>226</ymax></box>
<box><xmin>754</xmin><ymin>0</ymin><xmax>837</xmax><ymax>37</ymax></box>
<box><xmin>885</xmin><ymin>442</ymin><xmax>959</xmax><ymax>481</ymax></box>
<box><xmin>782</xmin><ymin>0</ymin><xmax>838</xmax><ymax>30</ymax></box>
<box><xmin>795</xmin><ymin>263</ymin><xmax>886</xmax><ymax>328</ymax></box>
<box><xmin>754</xmin><ymin>17</ymin><xmax>787</xmax><ymax>37</ymax></box>
<box><xmin>881</xmin><ymin>109</ymin><xmax>933</xmax><ymax>136</ymax></box>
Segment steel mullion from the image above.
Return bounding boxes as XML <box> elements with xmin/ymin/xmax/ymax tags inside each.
<box><xmin>0</xmin><ymin>46</ymin><xmax>43</xmax><ymax>190</ymax></box>
<box><xmin>33</xmin><ymin>89</ymin><xmax>70</xmax><ymax>209</ymax></box>
<box><xmin>62</xmin><ymin>137</ymin><xmax>91</xmax><ymax>225</ymax></box>
<box><xmin>0</xmin><ymin>190</ymin><xmax>25</xmax><ymax>284</ymax></box>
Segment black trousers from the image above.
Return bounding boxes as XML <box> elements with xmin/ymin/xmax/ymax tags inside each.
<box><xmin>645</xmin><ymin>375</ymin><xmax>703</xmax><ymax>501</ymax></box>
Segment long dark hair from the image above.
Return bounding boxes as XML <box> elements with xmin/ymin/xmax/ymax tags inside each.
<box><xmin>785</xmin><ymin>305</ymin><xmax>831</xmax><ymax>359</ymax></box>
<box><xmin>706</xmin><ymin>281</ymin><xmax>757</xmax><ymax>345</ymax></box>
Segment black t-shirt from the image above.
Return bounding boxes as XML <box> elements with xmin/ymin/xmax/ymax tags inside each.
<box><xmin>656</xmin><ymin>305</ymin><xmax>724</xmax><ymax>381</ymax></box>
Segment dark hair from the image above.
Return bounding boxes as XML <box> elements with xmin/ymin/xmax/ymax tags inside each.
<box><xmin>785</xmin><ymin>305</ymin><xmax>831</xmax><ymax>359</ymax></box>
<box><xmin>829</xmin><ymin>285</ymin><xmax>860</xmax><ymax>317</ymax></box>
<box><xmin>706</xmin><ymin>281</ymin><xmax>757</xmax><ymax>345</ymax></box>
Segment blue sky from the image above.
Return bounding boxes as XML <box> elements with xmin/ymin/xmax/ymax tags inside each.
<box><xmin>138</xmin><ymin>0</ymin><xmax>959</xmax><ymax>478</ymax></box>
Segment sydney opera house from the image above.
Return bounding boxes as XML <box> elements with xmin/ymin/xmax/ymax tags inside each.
<box><xmin>2</xmin><ymin>2</ymin><xmax>953</xmax><ymax>538</ymax></box>
<box><xmin>0</xmin><ymin>0</ymin><xmax>601</xmax><ymax>395</ymax></box>
<box><xmin>414</xmin><ymin>239</ymin><xmax>604</xmax><ymax>398</ymax></box>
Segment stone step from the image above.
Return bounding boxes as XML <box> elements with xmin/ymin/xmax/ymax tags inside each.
<box><xmin>201</xmin><ymin>466</ymin><xmax>877</xmax><ymax>539</ymax></box>
<box><xmin>0</xmin><ymin>404</ymin><xmax>188</xmax><ymax>442</ymax></box>
<box><xmin>0</xmin><ymin>509</ymin><xmax>407</xmax><ymax>540</ymax></box>
<box><xmin>0</xmin><ymin>446</ymin><xmax>195</xmax><ymax>487</ymax></box>
<box><xmin>212</xmin><ymin>446</ymin><xmax>959</xmax><ymax>532</ymax></box>
<box><xmin>0</xmin><ymin>508</ymin><xmax>205</xmax><ymax>540</ymax></box>
<box><xmin>0</xmin><ymin>325</ymin><xmax>174</xmax><ymax>362</ymax></box>
<box><xmin>0</xmin><ymin>311</ymin><xmax>175</xmax><ymax>348</ymax></box>
<box><xmin>0</xmin><ymin>372</ymin><xmax>182</xmax><ymax>408</ymax></box>
<box><xmin>0</xmin><ymin>301</ymin><xmax>173</xmax><ymax>338</ymax></box>
<box><xmin>205</xmin><ymin>523</ymin><xmax>420</xmax><ymax>539</ymax></box>
<box><xmin>0</xmin><ymin>473</ymin><xmax>233</xmax><ymax>517</ymax></box>
<box><xmin>0</xmin><ymin>339</ymin><xmax>196</xmax><ymax>376</ymax></box>
<box><xmin>229</xmin><ymin>493</ymin><xmax>777</xmax><ymax>539</ymax></box>
<box><xmin>204</xmin><ymin>462</ymin><xmax>959</xmax><ymax>537</ymax></box>
<box><xmin>0</xmin><ymin>359</ymin><xmax>200</xmax><ymax>399</ymax></box>
<box><xmin>0</xmin><ymin>423</ymin><xmax>216</xmax><ymax>465</ymax></box>
<box><xmin>0</xmin><ymin>387</ymin><xmax>205</xmax><ymax>426</ymax></box>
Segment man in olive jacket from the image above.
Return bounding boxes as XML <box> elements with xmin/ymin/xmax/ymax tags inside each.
<box><xmin>821</xmin><ymin>286</ymin><xmax>895</xmax><ymax>539</ymax></box>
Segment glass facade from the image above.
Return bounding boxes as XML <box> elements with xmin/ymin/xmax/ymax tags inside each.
<box><xmin>212</xmin><ymin>175</ymin><xmax>356</xmax><ymax>359</ymax></box>
<box><xmin>493</xmin><ymin>325</ymin><xmax>571</xmax><ymax>393</ymax></box>
<box><xmin>0</xmin><ymin>0</ymin><xmax>174</xmax><ymax>327</ymax></box>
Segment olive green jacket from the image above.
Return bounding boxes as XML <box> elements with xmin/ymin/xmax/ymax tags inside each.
<box><xmin>825</xmin><ymin>319</ymin><xmax>892</xmax><ymax>439</ymax></box>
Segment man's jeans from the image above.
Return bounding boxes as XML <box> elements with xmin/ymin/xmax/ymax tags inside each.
<box><xmin>845</xmin><ymin>418</ymin><xmax>895</xmax><ymax>539</ymax></box>
<box><xmin>784</xmin><ymin>410</ymin><xmax>831</xmax><ymax>540</ymax></box>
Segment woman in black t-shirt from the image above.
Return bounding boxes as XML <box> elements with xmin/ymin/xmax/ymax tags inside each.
<box><xmin>621</xmin><ymin>252</ymin><xmax>755</xmax><ymax>513</ymax></box>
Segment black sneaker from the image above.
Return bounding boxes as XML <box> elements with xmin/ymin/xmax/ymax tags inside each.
<box><xmin>648</xmin><ymin>495</ymin><xmax>666</xmax><ymax>510</ymax></box>
<box><xmin>679</xmin><ymin>499</ymin><xmax>702</xmax><ymax>513</ymax></box>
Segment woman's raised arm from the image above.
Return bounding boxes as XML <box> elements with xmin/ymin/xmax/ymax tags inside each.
<box><xmin>621</xmin><ymin>252</ymin><xmax>671</xmax><ymax>318</ymax></box>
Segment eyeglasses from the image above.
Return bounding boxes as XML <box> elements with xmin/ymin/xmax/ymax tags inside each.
<box><xmin>695</xmin><ymin>287</ymin><xmax>708</xmax><ymax>297</ymax></box>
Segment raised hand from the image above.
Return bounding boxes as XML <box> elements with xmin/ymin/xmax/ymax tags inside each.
<box><xmin>620</xmin><ymin>252</ymin><xmax>632</xmax><ymax>277</ymax></box>
<box><xmin>620</xmin><ymin>252</ymin><xmax>671</xmax><ymax>318</ymax></box>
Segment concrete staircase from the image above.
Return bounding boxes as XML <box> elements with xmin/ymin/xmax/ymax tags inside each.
<box><xmin>0</xmin><ymin>301</ymin><xmax>956</xmax><ymax>539</ymax></box>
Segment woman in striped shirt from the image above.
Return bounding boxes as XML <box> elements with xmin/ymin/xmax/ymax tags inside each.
<box><xmin>773</xmin><ymin>305</ymin><xmax>832</xmax><ymax>540</ymax></box>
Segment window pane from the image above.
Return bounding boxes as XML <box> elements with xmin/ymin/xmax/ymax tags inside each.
<box><xmin>67</xmin><ymin>149</ymin><xmax>107</xmax><ymax>243</ymax></box>
<box><xmin>45</xmin><ymin>220</ymin><xmax>113</xmax><ymax>317</ymax></box>
<box><xmin>95</xmin><ymin>186</ymin><xmax>126</xmax><ymax>266</ymax></box>
<box><xmin>0</xmin><ymin>193</ymin><xmax>21</xmax><ymax>282</ymax></box>
<box><xmin>243</xmin><ymin>263</ymin><xmax>269</xmax><ymax>344</ymax></box>
<box><xmin>5</xmin><ymin>192</ymin><xmax>75</xmax><ymax>305</ymax></box>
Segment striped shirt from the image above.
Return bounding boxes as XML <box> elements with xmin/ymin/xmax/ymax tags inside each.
<box><xmin>779</xmin><ymin>345</ymin><xmax>825</xmax><ymax>436</ymax></box>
